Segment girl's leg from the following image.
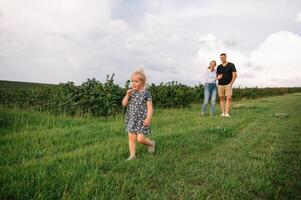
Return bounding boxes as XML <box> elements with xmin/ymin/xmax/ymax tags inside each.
<box><xmin>128</xmin><ymin>133</ymin><xmax>136</xmax><ymax>158</ymax></box>
<box><xmin>202</xmin><ymin>84</ymin><xmax>210</xmax><ymax>114</ymax></box>
<box><xmin>137</xmin><ymin>134</ymin><xmax>156</xmax><ymax>153</ymax></box>
<box><xmin>137</xmin><ymin>134</ymin><xmax>153</xmax><ymax>146</ymax></box>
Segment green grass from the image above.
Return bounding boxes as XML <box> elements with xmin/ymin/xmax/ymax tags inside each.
<box><xmin>1</xmin><ymin>93</ymin><xmax>301</xmax><ymax>199</ymax></box>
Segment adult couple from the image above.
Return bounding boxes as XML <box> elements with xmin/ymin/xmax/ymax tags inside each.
<box><xmin>201</xmin><ymin>53</ymin><xmax>237</xmax><ymax>117</ymax></box>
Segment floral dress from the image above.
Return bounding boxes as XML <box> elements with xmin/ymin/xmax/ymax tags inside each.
<box><xmin>125</xmin><ymin>90</ymin><xmax>152</xmax><ymax>135</ymax></box>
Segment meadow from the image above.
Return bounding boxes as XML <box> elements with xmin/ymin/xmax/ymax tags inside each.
<box><xmin>1</xmin><ymin>92</ymin><xmax>300</xmax><ymax>199</ymax></box>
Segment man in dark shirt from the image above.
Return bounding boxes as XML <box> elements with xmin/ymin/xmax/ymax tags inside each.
<box><xmin>216</xmin><ymin>53</ymin><xmax>237</xmax><ymax>117</ymax></box>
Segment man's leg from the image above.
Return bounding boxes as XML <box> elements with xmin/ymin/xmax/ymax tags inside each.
<box><xmin>225</xmin><ymin>84</ymin><xmax>233</xmax><ymax>115</ymax></box>
<box><xmin>218</xmin><ymin>85</ymin><xmax>225</xmax><ymax>115</ymax></box>
<box><xmin>226</xmin><ymin>95</ymin><xmax>232</xmax><ymax>115</ymax></box>
<box><xmin>219</xmin><ymin>96</ymin><xmax>225</xmax><ymax>114</ymax></box>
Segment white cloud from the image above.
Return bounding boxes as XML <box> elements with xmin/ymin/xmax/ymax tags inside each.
<box><xmin>198</xmin><ymin>31</ymin><xmax>301</xmax><ymax>87</ymax></box>
<box><xmin>0</xmin><ymin>0</ymin><xmax>301</xmax><ymax>87</ymax></box>
<box><xmin>249</xmin><ymin>31</ymin><xmax>301</xmax><ymax>87</ymax></box>
<box><xmin>296</xmin><ymin>12</ymin><xmax>301</xmax><ymax>23</ymax></box>
<box><xmin>0</xmin><ymin>0</ymin><xmax>126</xmax><ymax>84</ymax></box>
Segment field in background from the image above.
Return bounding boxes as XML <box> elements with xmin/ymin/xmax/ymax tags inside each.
<box><xmin>1</xmin><ymin>78</ymin><xmax>301</xmax><ymax>117</ymax></box>
<box><xmin>0</xmin><ymin>80</ymin><xmax>57</xmax><ymax>89</ymax></box>
<box><xmin>1</xmin><ymin>93</ymin><xmax>300</xmax><ymax>199</ymax></box>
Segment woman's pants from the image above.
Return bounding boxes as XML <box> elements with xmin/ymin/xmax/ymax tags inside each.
<box><xmin>201</xmin><ymin>83</ymin><xmax>217</xmax><ymax>114</ymax></box>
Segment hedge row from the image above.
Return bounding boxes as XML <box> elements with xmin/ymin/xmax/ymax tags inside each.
<box><xmin>1</xmin><ymin>75</ymin><xmax>300</xmax><ymax>117</ymax></box>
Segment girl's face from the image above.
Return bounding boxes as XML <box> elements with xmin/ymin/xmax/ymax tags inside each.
<box><xmin>131</xmin><ymin>74</ymin><xmax>144</xmax><ymax>91</ymax></box>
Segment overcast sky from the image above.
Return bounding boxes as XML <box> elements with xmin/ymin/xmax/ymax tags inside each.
<box><xmin>0</xmin><ymin>0</ymin><xmax>301</xmax><ymax>87</ymax></box>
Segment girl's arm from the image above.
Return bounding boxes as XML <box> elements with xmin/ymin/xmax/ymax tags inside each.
<box><xmin>143</xmin><ymin>101</ymin><xmax>153</xmax><ymax>126</ymax></box>
<box><xmin>122</xmin><ymin>89</ymin><xmax>132</xmax><ymax>107</ymax></box>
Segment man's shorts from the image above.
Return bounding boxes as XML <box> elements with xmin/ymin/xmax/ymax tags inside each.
<box><xmin>217</xmin><ymin>84</ymin><xmax>233</xmax><ymax>97</ymax></box>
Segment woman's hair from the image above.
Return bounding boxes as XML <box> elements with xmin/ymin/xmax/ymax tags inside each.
<box><xmin>131</xmin><ymin>68</ymin><xmax>147</xmax><ymax>85</ymax></box>
<box><xmin>208</xmin><ymin>60</ymin><xmax>216</xmax><ymax>69</ymax></box>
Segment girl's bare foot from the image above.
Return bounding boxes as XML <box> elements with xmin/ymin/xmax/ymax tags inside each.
<box><xmin>148</xmin><ymin>141</ymin><xmax>156</xmax><ymax>153</ymax></box>
<box><xmin>126</xmin><ymin>155</ymin><xmax>136</xmax><ymax>161</ymax></box>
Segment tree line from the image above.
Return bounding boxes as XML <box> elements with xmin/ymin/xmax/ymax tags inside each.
<box><xmin>1</xmin><ymin>74</ymin><xmax>300</xmax><ymax>117</ymax></box>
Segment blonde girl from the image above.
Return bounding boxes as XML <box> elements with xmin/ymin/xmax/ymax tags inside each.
<box><xmin>122</xmin><ymin>69</ymin><xmax>155</xmax><ymax>160</ymax></box>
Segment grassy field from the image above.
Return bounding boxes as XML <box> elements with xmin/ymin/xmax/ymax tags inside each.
<box><xmin>1</xmin><ymin>93</ymin><xmax>300</xmax><ymax>199</ymax></box>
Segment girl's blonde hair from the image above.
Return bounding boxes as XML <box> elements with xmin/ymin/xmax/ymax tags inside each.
<box><xmin>131</xmin><ymin>68</ymin><xmax>147</xmax><ymax>85</ymax></box>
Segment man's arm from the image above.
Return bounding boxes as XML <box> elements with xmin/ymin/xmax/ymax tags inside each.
<box><xmin>230</xmin><ymin>72</ymin><xmax>237</xmax><ymax>85</ymax></box>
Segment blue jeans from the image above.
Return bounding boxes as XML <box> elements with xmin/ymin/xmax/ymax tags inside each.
<box><xmin>202</xmin><ymin>83</ymin><xmax>217</xmax><ymax>114</ymax></box>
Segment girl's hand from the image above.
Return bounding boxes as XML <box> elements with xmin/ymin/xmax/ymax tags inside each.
<box><xmin>126</xmin><ymin>89</ymin><xmax>133</xmax><ymax>96</ymax></box>
<box><xmin>217</xmin><ymin>74</ymin><xmax>223</xmax><ymax>80</ymax></box>
<box><xmin>143</xmin><ymin>118</ymin><xmax>151</xmax><ymax>127</ymax></box>
<box><xmin>122</xmin><ymin>89</ymin><xmax>133</xmax><ymax>107</ymax></box>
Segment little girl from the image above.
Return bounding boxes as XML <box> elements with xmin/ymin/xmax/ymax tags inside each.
<box><xmin>122</xmin><ymin>68</ymin><xmax>156</xmax><ymax>161</ymax></box>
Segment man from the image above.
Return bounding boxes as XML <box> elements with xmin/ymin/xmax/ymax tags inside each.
<box><xmin>216</xmin><ymin>53</ymin><xmax>237</xmax><ymax>117</ymax></box>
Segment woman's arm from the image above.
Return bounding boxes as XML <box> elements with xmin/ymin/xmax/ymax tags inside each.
<box><xmin>216</xmin><ymin>74</ymin><xmax>223</xmax><ymax>80</ymax></box>
<box><xmin>143</xmin><ymin>101</ymin><xmax>153</xmax><ymax>126</ymax></box>
<box><xmin>204</xmin><ymin>70</ymin><xmax>211</xmax><ymax>83</ymax></box>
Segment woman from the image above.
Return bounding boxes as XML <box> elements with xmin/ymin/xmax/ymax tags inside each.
<box><xmin>201</xmin><ymin>60</ymin><xmax>222</xmax><ymax>116</ymax></box>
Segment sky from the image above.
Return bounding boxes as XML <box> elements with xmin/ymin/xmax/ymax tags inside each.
<box><xmin>0</xmin><ymin>0</ymin><xmax>301</xmax><ymax>87</ymax></box>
